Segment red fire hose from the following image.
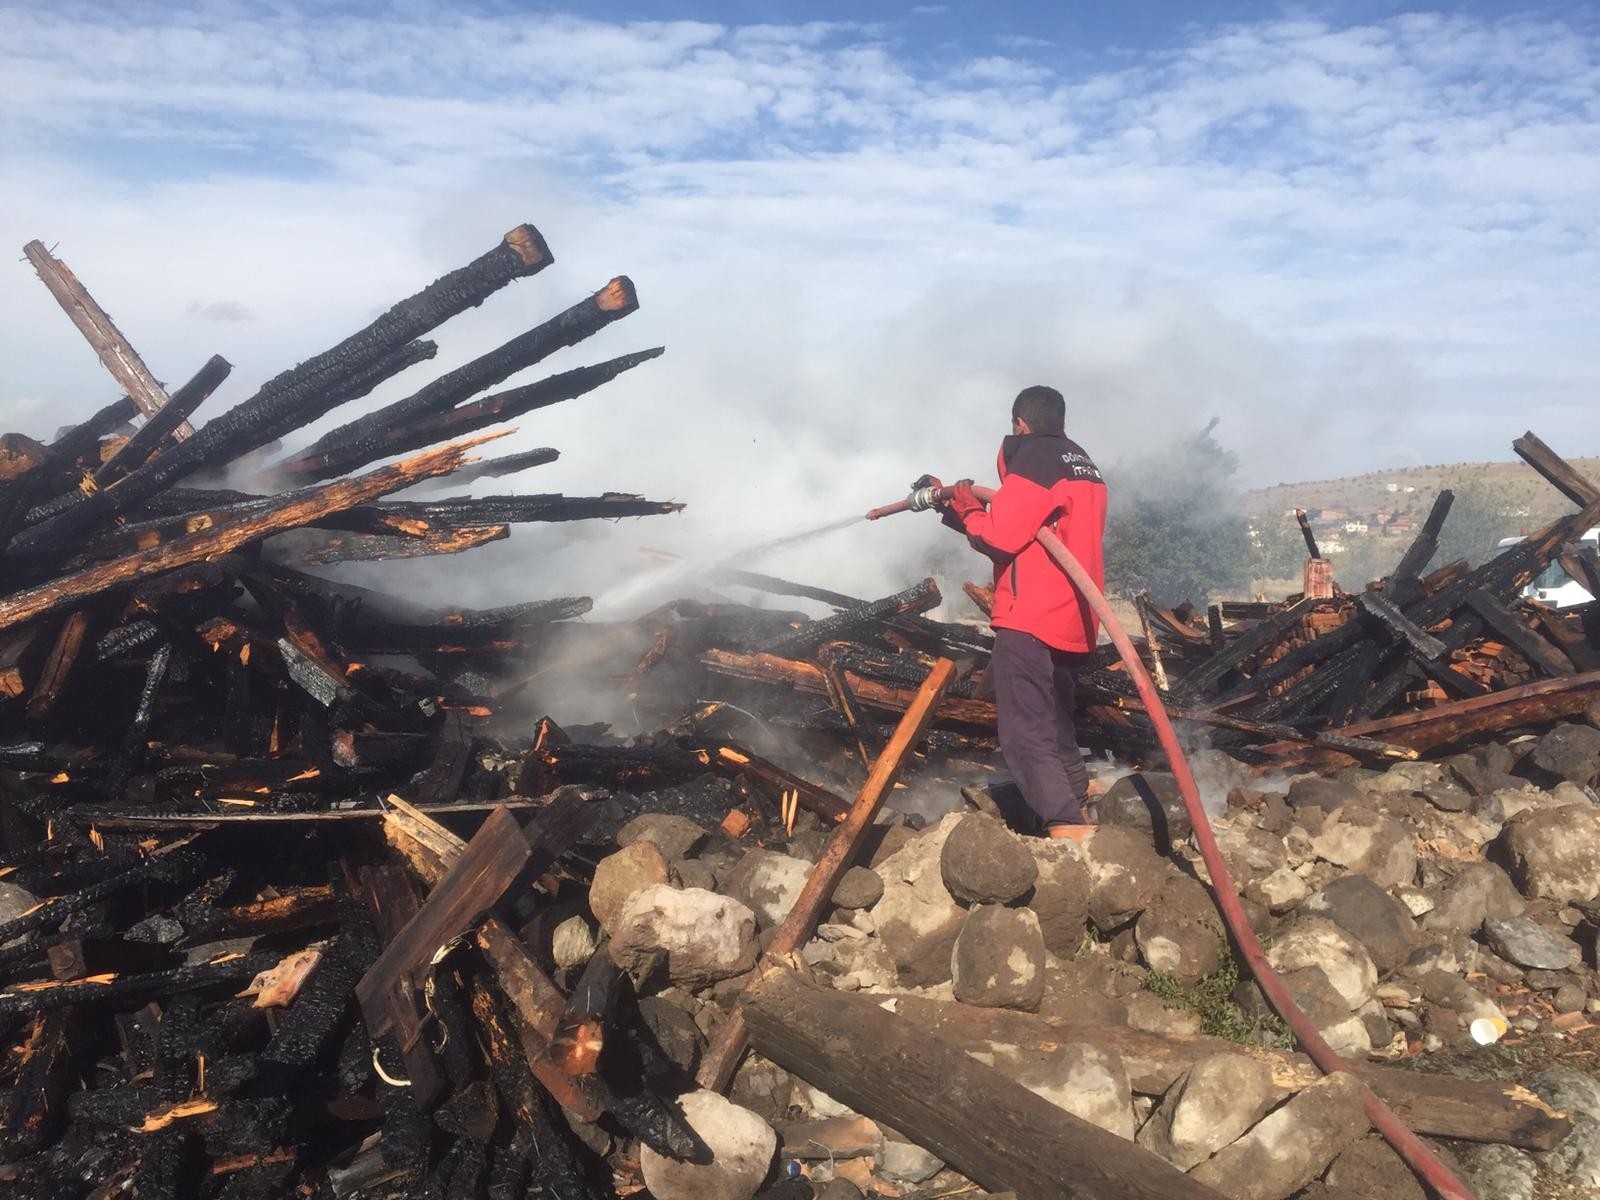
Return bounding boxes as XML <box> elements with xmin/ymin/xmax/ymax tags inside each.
<box><xmin>869</xmin><ymin>483</ymin><xmax>1476</xmax><ymax>1200</ymax></box>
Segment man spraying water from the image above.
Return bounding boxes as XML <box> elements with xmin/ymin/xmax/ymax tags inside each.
<box><xmin>917</xmin><ymin>386</ymin><xmax>1108</xmax><ymax>840</ymax></box>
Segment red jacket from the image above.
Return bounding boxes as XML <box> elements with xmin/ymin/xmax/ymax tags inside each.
<box><xmin>954</xmin><ymin>434</ymin><xmax>1107</xmax><ymax>652</ymax></box>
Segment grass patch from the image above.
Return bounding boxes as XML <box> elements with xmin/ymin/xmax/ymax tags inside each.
<box><xmin>1146</xmin><ymin>945</ymin><xmax>1294</xmax><ymax>1050</ymax></box>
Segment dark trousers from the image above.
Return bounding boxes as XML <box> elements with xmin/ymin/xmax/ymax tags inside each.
<box><xmin>991</xmin><ymin>628</ymin><xmax>1091</xmax><ymax>828</ymax></box>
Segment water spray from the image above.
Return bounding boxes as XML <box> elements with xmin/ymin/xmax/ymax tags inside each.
<box><xmin>866</xmin><ymin>481</ymin><xmax>1476</xmax><ymax>1200</ymax></box>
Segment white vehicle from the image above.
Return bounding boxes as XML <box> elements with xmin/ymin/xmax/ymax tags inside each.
<box><xmin>1493</xmin><ymin>527</ymin><xmax>1600</xmax><ymax>608</ymax></box>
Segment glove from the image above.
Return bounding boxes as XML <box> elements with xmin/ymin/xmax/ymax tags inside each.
<box><xmin>909</xmin><ymin>473</ymin><xmax>943</xmax><ymax>491</ymax></box>
<box><xmin>948</xmin><ymin>479</ymin><xmax>983</xmax><ymax>519</ymax></box>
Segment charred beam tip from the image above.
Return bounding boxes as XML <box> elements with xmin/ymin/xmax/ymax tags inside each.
<box><xmin>503</xmin><ymin>225</ymin><xmax>552</xmax><ymax>269</ymax></box>
<box><xmin>596</xmin><ymin>277</ymin><xmax>639</xmax><ymax>313</ymax></box>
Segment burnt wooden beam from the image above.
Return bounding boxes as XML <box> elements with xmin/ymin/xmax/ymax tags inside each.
<box><xmin>1358</xmin><ymin>591</ymin><xmax>1446</xmax><ymax>659</ymax></box>
<box><xmin>1514</xmin><ymin>431</ymin><xmax>1600</xmax><ymax>508</ymax></box>
<box><xmin>761</xmin><ymin>578</ymin><xmax>941</xmax><ymax>657</ymax></box>
<box><xmin>0</xmin><ymin>432</ymin><xmax>507</xmax><ymax>632</ymax></box>
<box><xmin>1294</xmin><ymin>508</ymin><xmax>1320</xmax><ymax>558</ymax></box>
<box><xmin>22</xmin><ymin>240</ymin><xmax>196</xmax><ymax>439</ymax></box>
<box><xmin>742</xmin><ymin>967</ymin><xmax>1224</xmax><ymax>1200</ymax></box>
<box><xmin>401</xmin><ymin>446</ymin><xmax>559</xmax><ymax>493</ymax></box>
<box><xmin>91</xmin><ymin>356</ymin><xmax>232</xmax><ymax>488</ymax></box>
<box><xmin>1387</xmin><ymin>489</ymin><xmax>1453</xmax><ymax>605</ymax></box>
<box><xmin>284</xmin><ymin>279</ymin><xmax>644</xmax><ymax>477</ymax></box>
<box><xmin>276</xmin><ymin>347</ymin><xmax>661</xmax><ymax>484</ymax></box>
<box><xmin>1172</xmin><ymin>596</ymin><xmax>1320</xmax><ymax>700</ymax></box>
<box><xmin>12</xmin><ymin>227</ymin><xmax>549</xmax><ymax>553</ymax></box>
<box><xmin>25</xmin><ymin>609</ymin><xmax>90</xmax><ymax>721</ymax></box>
<box><xmin>271</xmin><ymin>524</ymin><xmax>509</xmax><ymax>566</ymax></box>
<box><xmin>1464</xmin><ymin>590</ymin><xmax>1574</xmax><ymax>677</ymax></box>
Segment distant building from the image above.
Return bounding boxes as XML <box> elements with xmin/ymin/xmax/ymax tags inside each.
<box><xmin>1344</xmin><ymin>521</ymin><xmax>1369</xmax><ymax>534</ymax></box>
<box><xmin>1318</xmin><ymin>508</ymin><xmax>1349</xmax><ymax>521</ymax></box>
<box><xmin>1386</xmin><ymin>483</ymin><xmax>1400</xmax><ymax>492</ymax></box>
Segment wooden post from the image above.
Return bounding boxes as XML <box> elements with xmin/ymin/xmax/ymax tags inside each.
<box><xmin>742</xmin><ymin>966</ymin><xmax>1226</xmax><ymax>1200</ymax></box>
<box><xmin>1134</xmin><ymin>593</ymin><xmax>1170</xmax><ymax>691</ymax></box>
<box><xmin>696</xmin><ymin>657</ymin><xmax>957</xmax><ymax>1092</ymax></box>
<box><xmin>22</xmin><ymin>240</ymin><xmax>195</xmax><ymax>440</ymax></box>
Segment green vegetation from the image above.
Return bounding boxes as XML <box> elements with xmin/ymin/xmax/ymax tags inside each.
<box><xmin>1145</xmin><ymin>944</ymin><xmax>1294</xmax><ymax>1049</ymax></box>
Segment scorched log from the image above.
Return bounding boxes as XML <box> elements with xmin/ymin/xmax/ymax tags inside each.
<box><xmin>90</xmin><ymin>355</ymin><xmax>232</xmax><ymax>488</ymax></box>
<box><xmin>0</xmin><ymin>432</ymin><xmax>508</xmax><ymax>632</ymax></box>
<box><xmin>11</xmin><ymin>226</ymin><xmax>549</xmax><ymax>554</ymax></box>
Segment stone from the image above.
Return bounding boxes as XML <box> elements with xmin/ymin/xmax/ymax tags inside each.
<box><xmin>1096</xmin><ymin>772</ymin><xmax>1192</xmax><ymax>849</ymax></box>
<box><xmin>1556</xmin><ymin>982</ymin><xmax>1588</xmax><ymax>1013</ymax></box>
<box><xmin>609</xmin><ymin>886</ymin><xmax>758</xmax><ymax>987</ymax></box>
<box><xmin>617</xmin><ymin>812</ymin><xmax>709</xmax><ymax>861</ymax></box>
<box><xmin>1532</xmin><ymin>1068</ymin><xmax>1600</xmax><ymax>1187</ymax></box>
<box><xmin>1246</xmin><ymin>867</ymin><xmax>1309</xmax><ymax>914</ymax></box>
<box><xmin>873</xmin><ymin>814</ymin><xmax>966</xmax><ymax>987</ymax></box>
<box><xmin>830</xmin><ymin>866</ymin><xmax>882</xmax><ymax>910</ymax></box>
<box><xmin>817</xmin><ymin>1182</ymin><xmax>864</xmax><ymax>1200</ymax></box>
<box><xmin>1279</xmin><ymin>966</ymin><xmax>1372</xmax><ymax>1057</ymax></box>
<box><xmin>1484</xmin><ymin>915</ymin><xmax>1581</xmax><ymax>971</ymax></box>
<box><xmin>1310</xmin><ymin>807</ymin><xmax>1416</xmax><ymax>889</ymax></box>
<box><xmin>1265</xmin><ymin>917</ymin><xmax>1378</xmax><ymax>1010</ymax></box>
<box><xmin>590</xmin><ymin>842</ymin><xmax>672</xmax><ymax>934</ymax></box>
<box><xmin>1421</xmin><ymin>862</ymin><xmax>1527</xmax><ymax>933</ymax></box>
<box><xmin>951</xmin><ymin>905</ymin><xmax>1045</xmax><ymax>1011</ymax></box>
<box><xmin>1458</xmin><ymin>1143</ymin><xmax>1537</xmax><ymax>1200</ymax></box>
<box><xmin>1013</xmin><ymin>1042</ymin><xmax>1134</xmax><ymax>1140</ymax></box>
<box><xmin>940</xmin><ymin>814</ymin><xmax>1037</xmax><ymax>905</ymax></box>
<box><xmin>730</xmin><ymin>1056</ymin><xmax>794</xmax><ymax>1125</ymax></box>
<box><xmin>675</xmin><ymin>860</ymin><xmax>718</xmax><ymax>892</ymax></box>
<box><xmin>1188</xmin><ymin>1071</ymin><xmax>1369</xmax><ymax>1200</ymax></box>
<box><xmin>1530</xmin><ymin>722</ymin><xmax>1600</xmax><ymax>785</ymax></box>
<box><xmin>1324</xmin><ymin>1135</ymin><xmax>1425</xmax><ymax>1200</ymax></box>
<box><xmin>640</xmin><ymin>1089</ymin><xmax>775</xmax><ymax>1200</ymax></box>
<box><xmin>1135</xmin><ymin>875</ymin><xmax>1222</xmax><ymax>985</ymax></box>
<box><xmin>1420</xmin><ymin>780</ymin><xmax>1474</xmax><ymax>813</ymax></box>
<box><xmin>878</xmin><ymin>1139</ymin><xmax>943</xmax><ymax>1184</ymax></box>
<box><xmin>1504</xmin><ymin>805</ymin><xmax>1600</xmax><ymax>903</ymax></box>
<box><xmin>1394</xmin><ymin>885</ymin><xmax>1434</xmax><ymax>918</ymax></box>
<box><xmin>1370</xmin><ymin>761</ymin><xmax>1445</xmax><ymax>795</ymax></box>
<box><xmin>728</xmin><ymin>850</ymin><xmax>811</xmax><ymax>930</ymax></box>
<box><xmin>551</xmin><ymin>915</ymin><xmax>599</xmax><ymax>970</ymax></box>
<box><xmin>1079</xmin><ymin>826</ymin><xmax>1169</xmax><ymax>931</ymax></box>
<box><xmin>1286</xmin><ymin>776</ymin><xmax>1364</xmax><ymax>813</ymax></box>
<box><xmin>1301</xmin><ymin>874</ymin><xmax>1416</xmax><ymax>973</ymax></box>
<box><xmin>1025</xmin><ymin>841</ymin><xmax>1092</xmax><ymax>955</ymax></box>
<box><xmin>1135</xmin><ymin>1052</ymin><xmax>1275</xmax><ymax>1170</ymax></box>
<box><xmin>1419</xmin><ymin>970</ymin><xmax>1505</xmax><ymax>1026</ymax></box>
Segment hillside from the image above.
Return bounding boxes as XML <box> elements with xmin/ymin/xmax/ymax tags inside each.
<box><xmin>1243</xmin><ymin>457</ymin><xmax>1600</xmax><ymax>526</ymax></box>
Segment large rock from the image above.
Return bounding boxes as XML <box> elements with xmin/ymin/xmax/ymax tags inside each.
<box><xmin>590</xmin><ymin>842</ymin><xmax>672</xmax><ymax>933</ymax></box>
<box><xmin>1279</xmin><ymin>966</ymin><xmax>1372</xmax><ymax>1057</ymax></box>
<box><xmin>1025</xmin><ymin>841</ymin><xmax>1091</xmax><ymax>956</ymax></box>
<box><xmin>1484</xmin><ymin>916</ymin><xmax>1581</xmax><ymax>971</ymax></box>
<box><xmin>1287</xmin><ymin>777</ymin><xmax>1364</xmax><ymax>813</ymax></box>
<box><xmin>951</xmin><ymin>905</ymin><xmax>1045</xmax><ymax>1011</ymax></box>
<box><xmin>1245</xmin><ymin>867</ymin><xmax>1309</xmax><ymax>914</ymax></box>
<box><xmin>1265</xmin><ymin>916</ymin><xmax>1378</xmax><ymax>1010</ymax></box>
<box><xmin>1458</xmin><ymin>1144</ymin><xmax>1538</xmax><ymax>1200</ymax></box>
<box><xmin>1096</xmin><ymin>772</ymin><xmax>1192</xmax><ymax>850</ymax></box>
<box><xmin>1419</xmin><ymin>970</ymin><xmax>1505</xmax><ymax>1027</ymax></box>
<box><xmin>872</xmin><ymin>815</ymin><xmax>966</xmax><ymax>987</ymax></box>
<box><xmin>1189</xmin><ymin>1071</ymin><xmax>1369</xmax><ymax>1200</ymax></box>
<box><xmin>1301</xmin><ymin>874</ymin><xmax>1416</xmax><ymax>973</ymax></box>
<box><xmin>640</xmin><ymin>1089</ymin><xmax>775</xmax><ymax>1200</ymax></box>
<box><xmin>1013</xmin><ymin>1042</ymin><xmax>1134</xmax><ymax>1140</ymax></box>
<box><xmin>830</xmin><ymin>866</ymin><xmax>882</xmax><ymax>911</ymax></box>
<box><xmin>1079</xmin><ymin>826</ymin><xmax>1169</xmax><ymax>931</ymax></box>
<box><xmin>609</xmin><ymin>886</ymin><xmax>758</xmax><ymax>987</ymax></box>
<box><xmin>728</xmin><ymin>850</ymin><xmax>811</xmax><ymax>930</ymax></box>
<box><xmin>1530</xmin><ymin>723</ymin><xmax>1600</xmax><ymax>785</ymax></box>
<box><xmin>878</xmin><ymin>1138</ymin><xmax>944</xmax><ymax>1184</ymax></box>
<box><xmin>1135</xmin><ymin>875</ymin><xmax>1223</xmax><ymax>985</ymax></box>
<box><xmin>617</xmin><ymin>812</ymin><xmax>709</xmax><ymax>861</ymax></box>
<box><xmin>1135</xmin><ymin>1052</ymin><xmax>1275</xmax><ymax>1171</ymax></box>
<box><xmin>1531</xmin><ymin>1067</ymin><xmax>1600</xmax><ymax>1189</ymax></box>
<box><xmin>1421</xmin><ymin>862</ymin><xmax>1527</xmax><ymax>933</ymax></box>
<box><xmin>1504</xmin><ymin>805</ymin><xmax>1600</xmax><ymax>903</ymax></box>
<box><xmin>1310</xmin><ymin>807</ymin><xmax>1416</xmax><ymax>889</ymax></box>
<box><xmin>1324</xmin><ymin>1135</ymin><xmax>1425</xmax><ymax>1200</ymax></box>
<box><xmin>940</xmin><ymin>814</ymin><xmax>1037</xmax><ymax>906</ymax></box>
<box><xmin>551</xmin><ymin>915</ymin><xmax>599</xmax><ymax>970</ymax></box>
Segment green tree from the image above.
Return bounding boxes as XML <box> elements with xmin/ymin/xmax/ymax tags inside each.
<box><xmin>1102</xmin><ymin>421</ymin><xmax>1254</xmax><ymax>606</ymax></box>
<box><xmin>1434</xmin><ymin>481</ymin><xmax>1536</xmax><ymax>569</ymax></box>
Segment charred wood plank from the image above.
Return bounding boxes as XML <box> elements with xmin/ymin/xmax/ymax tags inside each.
<box><xmin>273</xmin><ymin>525</ymin><xmax>508</xmax><ymax>567</ymax></box>
<box><xmin>91</xmin><ymin>356</ymin><xmax>232</xmax><ymax>487</ymax></box>
<box><xmin>0</xmin><ymin>433</ymin><xmax>506</xmax><ymax>632</ymax></box>
<box><xmin>102</xmin><ymin>641</ymin><xmax>173</xmax><ymax>801</ymax></box>
<box><xmin>1358</xmin><ymin>591</ymin><xmax>1446</xmax><ymax>659</ymax></box>
<box><xmin>761</xmin><ymin>578</ymin><xmax>941</xmax><ymax>658</ymax></box>
<box><xmin>1387</xmin><ymin>489</ymin><xmax>1454</xmax><ymax>605</ymax></box>
<box><xmin>298</xmin><ymin>277</ymin><xmax>640</xmax><ymax>456</ymax></box>
<box><xmin>743</xmin><ymin>966</ymin><xmax>1224</xmax><ymax>1200</ymax></box>
<box><xmin>401</xmin><ymin>445</ymin><xmax>558</xmax><ymax>492</ymax></box>
<box><xmin>22</xmin><ymin>240</ymin><xmax>196</xmax><ymax>438</ymax></box>
<box><xmin>24</xmin><ymin>609</ymin><xmax>90</xmax><ymax>721</ymax></box>
<box><xmin>1514</xmin><ymin>431</ymin><xmax>1600</xmax><ymax>508</ymax></box>
<box><xmin>1464</xmin><ymin>590</ymin><xmax>1574</xmax><ymax>677</ymax></box>
<box><xmin>1294</xmin><ymin>508</ymin><xmax>1320</xmax><ymax>558</ymax></box>
<box><xmin>1172</xmin><ymin>597</ymin><xmax>1320</xmax><ymax>699</ymax></box>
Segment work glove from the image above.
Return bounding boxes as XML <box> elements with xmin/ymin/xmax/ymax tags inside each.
<box><xmin>948</xmin><ymin>479</ymin><xmax>983</xmax><ymax>519</ymax></box>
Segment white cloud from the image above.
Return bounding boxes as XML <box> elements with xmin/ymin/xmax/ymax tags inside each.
<box><xmin>1</xmin><ymin>4</ymin><xmax>1598</xmax><ymax>605</ymax></box>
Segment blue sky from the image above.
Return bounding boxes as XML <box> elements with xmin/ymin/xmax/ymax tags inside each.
<box><xmin>2</xmin><ymin>2</ymin><xmax>1598</xmax><ymax>599</ymax></box>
